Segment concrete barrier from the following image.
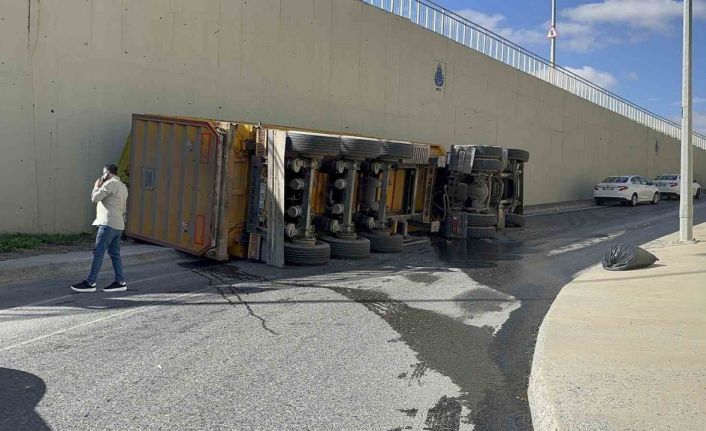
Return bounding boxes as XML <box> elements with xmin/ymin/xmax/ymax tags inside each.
<box><xmin>2</xmin><ymin>0</ymin><xmax>705</xmax><ymax>232</ymax></box>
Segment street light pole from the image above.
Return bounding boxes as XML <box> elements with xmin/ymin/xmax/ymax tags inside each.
<box><xmin>550</xmin><ymin>0</ymin><xmax>557</xmax><ymax>66</ymax></box>
<box><xmin>679</xmin><ymin>0</ymin><xmax>694</xmax><ymax>242</ymax></box>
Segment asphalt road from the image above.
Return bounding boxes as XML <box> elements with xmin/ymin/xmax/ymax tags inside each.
<box><xmin>1</xmin><ymin>199</ymin><xmax>704</xmax><ymax>431</ymax></box>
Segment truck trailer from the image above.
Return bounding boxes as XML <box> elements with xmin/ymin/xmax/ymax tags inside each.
<box><xmin>125</xmin><ymin>114</ymin><xmax>528</xmax><ymax>267</ymax></box>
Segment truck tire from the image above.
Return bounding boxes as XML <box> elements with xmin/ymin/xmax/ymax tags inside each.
<box><xmin>472</xmin><ymin>145</ymin><xmax>504</xmax><ymax>159</ymax></box>
<box><xmin>340</xmin><ymin>136</ymin><xmax>382</xmax><ymax>159</ymax></box>
<box><xmin>505</xmin><ymin>213</ymin><xmax>526</xmax><ymax>227</ymax></box>
<box><xmin>284</xmin><ymin>241</ymin><xmax>331</xmax><ymax>266</ymax></box>
<box><xmin>507</xmin><ymin>148</ymin><xmax>530</xmax><ymax>163</ymax></box>
<box><xmin>467</xmin><ymin>226</ymin><xmax>496</xmax><ymax>239</ymax></box>
<box><xmin>320</xmin><ymin>235</ymin><xmax>371</xmax><ymax>259</ymax></box>
<box><xmin>380</xmin><ymin>140</ymin><xmax>415</xmax><ymax>160</ymax></box>
<box><xmin>287</xmin><ymin>132</ymin><xmax>341</xmax><ymax>157</ymax></box>
<box><xmin>359</xmin><ymin>232</ymin><xmax>404</xmax><ymax>253</ymax></box>
<box><xmin>472</xmin><ymin>158</ymin><xmax>503</xmax><ymax>172</ymax></box>
<box><xmin>465</xmin><ymin>212</ymin><xmax>498</xmax><ymax>227</ymax></box>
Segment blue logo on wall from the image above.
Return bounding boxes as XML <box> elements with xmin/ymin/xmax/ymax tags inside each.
<box><xmin>435</xmin><ymin>63</ymin><xmax>445</xmax><ymax>89</ymax></box>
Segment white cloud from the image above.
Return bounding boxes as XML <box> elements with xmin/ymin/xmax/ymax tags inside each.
<box><xmin>562</xmin><ymin>0</ymin><xmax>680</xmax><ymax>30</ymax></box>
<box><xmin>671</xmin><ymin>97</ymin><xmax>706</xmax><ymax>106</ymax></box>
<box><xmin>626</xmin><ymin>71</ymin><xmax>639</xmax><ymax>81</ymax></box>
<box><xmin>455</xmin><ymin>9</ymin><xmax>546</xmax><ymax>46</ymax></box>
<box><xmin>561</xmin><ymin>0</ymin><xmax>706</xmax><ymax>32</ymax></box>
<box><xmin>455</xmin><ymin>9</ymin><xmax>505</xmax><ymax>30</ymax></box>
<box><xmin>496</xmin><ymin>27</ymin><xmax>547</xmax><ymax>45</ymax></box>
<box><xmin>455</xmin><ymin>1</ymin><xmax>706</xmax><ymax>55</ymax></box>
<box><xmin>565</xmin><ymin>66</ymin><xmax>618</xmax><ymax>89</ymax></box>
<box><xmin>554</xmin><ymin>21</ymin><xmax>599</xmax><ymax>52</ymax></box>
<box><xmin>551</xmin><ymin>0</ymin><xmax>706</xmax><ymax>53</ymax></box>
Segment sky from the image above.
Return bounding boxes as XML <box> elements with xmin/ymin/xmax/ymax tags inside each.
<box><xmin>434</xmin><ymin>0</ymin><xmax>706</xmax><ymax>134</ymax></box>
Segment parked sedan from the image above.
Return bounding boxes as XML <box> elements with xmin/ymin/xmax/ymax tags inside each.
<box><xmin>594</xmin><ymin>175</ymin><xmax>660</xmax><ymax>206</ymax></box>
<box><xmin>653</xmin><ymin>174</ymin><xmax>702</xmax><ymax>199</ymax></box>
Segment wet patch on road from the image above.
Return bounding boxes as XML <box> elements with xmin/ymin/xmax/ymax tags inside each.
<box><xmin>424</xmin><ymin>396</ymin><xmax>462</xmax><ymax>431</ymax></box>
<box><xmin>399</xmin><ymin>408</ymin><xmax>419</xmax><ymax>417</ymax></box>
<box><xmin>404</xmin><ymin>273</ymin><xmax>440</xmax><ymax>285</ymax></box>
<box><xmin>328</xmin><ymin>285</ymin><xmax>504</xmax><ymax>428</ymax></box>
<box><xmin>455</xmin><ymin>287</ymin><xmax>521</xmax><ymax>336</ymax></box>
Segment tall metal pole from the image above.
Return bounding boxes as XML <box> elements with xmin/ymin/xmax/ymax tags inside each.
<box><xmin>679</xmin><ymin>0</ymin><xmax>694</xmax><ymax>242</ymax></box>
<box><xmin>550</xmin><ymin>0</ymin><xmax>556</xmax><ymax>66</ymax></box>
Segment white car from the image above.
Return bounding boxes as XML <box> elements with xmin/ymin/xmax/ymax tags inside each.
<box><xmin>653</xmin><ymin>174</ymin><xmax>701</xmax><ymax>200</ymax></box>
<box><xmin>594</xmin><ymin>175</ymin><xmax>660</xmax><ymax>206</ymax></box>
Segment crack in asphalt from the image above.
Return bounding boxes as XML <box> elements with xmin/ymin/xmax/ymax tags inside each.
<box><xmin>192</xmin><ymin>268</ymin><xmax>278</xmax><ymax>336</ymax></box>
<box><xmin>220</xmin><ymin>285</ymin><xmax>278</xmax><ymax>336</ymax></box>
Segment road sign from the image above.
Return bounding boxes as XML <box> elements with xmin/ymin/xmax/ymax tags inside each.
<box><xmin>547</xmin><ymin>26</ymin><xmax>557</xmax><ymax>39</ymax></box>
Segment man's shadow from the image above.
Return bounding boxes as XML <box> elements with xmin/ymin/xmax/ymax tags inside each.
<box><xmin>0</xmin><ymin>368</ymin><xmax>50</xmax><ymax>430</ymax></box>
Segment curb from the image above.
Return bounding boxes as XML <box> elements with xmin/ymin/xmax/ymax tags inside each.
<box><xmin>527</xmin><ymin>297</ymin><xmax>562</xmax><ymax>431</ymax></box>
<box><xmin>524</xmin><ymin>200</ymin><xmax>599</xmax><ymax>216</ymax></box>
<box><xmin>0</xmin><ymin>247</ymin><xmax>182</xmax><ymax>286</ymax></box>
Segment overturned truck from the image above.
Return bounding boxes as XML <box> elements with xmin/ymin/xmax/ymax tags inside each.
<box><xmin>125</xmin><ymin>115</ymin><xmax>529</xmax><ymax>267</ymax></box>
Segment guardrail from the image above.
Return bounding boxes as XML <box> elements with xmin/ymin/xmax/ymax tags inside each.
<box><xmin>361</xmin><ymin>0</ymin><xmax>706</xmax><ymax>150</ymax></box>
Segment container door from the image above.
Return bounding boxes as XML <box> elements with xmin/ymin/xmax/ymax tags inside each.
<box><xmin>126</xmin><ymin>115</ymin><xmax>222</xmax><ymax>256</ymax></box>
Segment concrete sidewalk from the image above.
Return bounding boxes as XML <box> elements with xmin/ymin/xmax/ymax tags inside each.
<box><xmin>0</xmin><ymin>244</ymin><xmax>180</xmax><ymax>285</ymax></box>
<box><xmin>528</xmin><ymin>222</ymin><xmax>706</xmax><ymax>430</ymax></box>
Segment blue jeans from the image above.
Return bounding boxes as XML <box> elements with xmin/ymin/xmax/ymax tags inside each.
<box><xmin>86</xmin><ymin>226</ymin><xmax>124</xmax><ymax>284</ymax></box>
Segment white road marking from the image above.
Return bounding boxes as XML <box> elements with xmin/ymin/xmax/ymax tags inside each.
<box><xmin>547</xmin><ymin>230</ymin><xmax>626</xmax><ymax>256</ymax></box>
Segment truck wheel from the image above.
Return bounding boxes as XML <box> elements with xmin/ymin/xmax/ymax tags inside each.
<box><xmin>341</xmin><ymin>136</ymin><xmax>382</xmax><ymax>159</ymax></box>
<box><xmin>471</xmin><ymin>158</ymin><xmax>503</xmax><ymax>173</ymax></box>
<box><xmin>505</xmin><ymin>213</ymin><xmax>526</xmax><ymax>227</ymax></box>
<box><xmin>465</xmin><ymin>213</ymin><xmax>498</xmax><ymax>227</ymax></box>
<box><xmin>284</xmin><ymin>241</ymin><xmax>330</xmax><ymax>266</ymax></box>
<box><xmin>467</xmin><ymin>226</ymin><xmax>496</xmax><ymax>239</ymax></box>
<box><xmin>359</xmin><ymin>232</ymin><xmax>404</xmax><ymax>253</ymax></box>
<box><xmin>472</xmin><ymin>145</ymin><xmax>504</xmax><ymax>159</ymax></box>
<box><xmin>320</xmin><ymin>235</ymin><xmax>371</xmax><ymax>259</ymax></box>
<box><xmin>507</xmin><ymin>148</ymin><xmax>530</xmax><ymax>163</ymax></box>
<box><xmin>287</xmin><ymin>132</ymin><xmax>341</xmax><ymax>157</ymax></box>
<box><xmin>380</xmin><ymin>140</ymin><xmax>415</xmax><ymax>160</ymax></box>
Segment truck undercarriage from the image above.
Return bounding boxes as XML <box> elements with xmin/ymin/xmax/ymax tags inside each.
<box><xmin>125</xmin><ymin>114</ymin><xmax>529</xmax><ymax>267</ymax></box>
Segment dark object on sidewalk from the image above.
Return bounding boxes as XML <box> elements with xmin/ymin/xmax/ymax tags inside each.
<box><xmin>602</xmin><ymin>244</ymin><xmax>658</xmax><ymax>271</ymax></box>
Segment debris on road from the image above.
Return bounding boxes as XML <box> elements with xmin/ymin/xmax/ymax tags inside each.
<box><xmin>602</xmin><ymin>244</ymin><xmax>658</xmax><ymax>271</ymax></box>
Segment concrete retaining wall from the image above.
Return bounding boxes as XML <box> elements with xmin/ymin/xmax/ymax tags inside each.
<box><xmin>2</xmin><ymin>0</ymin><xmax>705</xmax><ymax>232</ymax></box>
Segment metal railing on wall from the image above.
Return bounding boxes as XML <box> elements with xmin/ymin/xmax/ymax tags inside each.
<box><xmin>361</xmin><ymin>0</ymin><xmax>706</xmax><ymax>150</ymax></box>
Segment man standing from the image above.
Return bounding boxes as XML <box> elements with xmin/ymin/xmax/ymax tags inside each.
<box><xmin>71</xmin><ymin>164</ymin><xmax>129</xmax><ymax>293</ymax></box>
